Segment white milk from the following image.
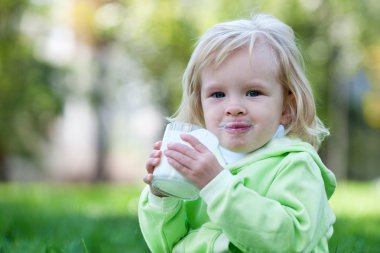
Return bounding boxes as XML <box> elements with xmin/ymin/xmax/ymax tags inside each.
<box><xmin>152</xmin><ymin>122</ymin><xmax>219</xmax><ymax>200</ymax></box>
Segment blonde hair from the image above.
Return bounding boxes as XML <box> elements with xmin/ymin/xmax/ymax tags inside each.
<box><xmin>170</xmin><ymin>13</ymin><xmax>329</xmax><ymax>150</ymax></box>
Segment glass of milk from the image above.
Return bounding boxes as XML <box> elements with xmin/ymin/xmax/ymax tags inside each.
<box><xmin>151</xmin><ymin>121</ymin><xmax>219</xmax><ymax>200</ymax></box>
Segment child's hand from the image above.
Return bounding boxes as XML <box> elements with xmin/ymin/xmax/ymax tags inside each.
<box><xmin>143</xmin><ymin>141</ymin><xmax>167</xmax><ymax>197</ymax></box>
<box><xmin>165</xmin><ymin>134</ymin><xmax>223</xmax><ymax>189</ymax></box>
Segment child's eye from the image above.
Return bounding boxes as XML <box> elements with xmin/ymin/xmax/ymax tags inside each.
<box><xmin>211</xmin><ymin>92</ymin><xmax>225</xmax><ymax>98</ymax></box>
<box><xmin>246</xmin><ymin>90</ymin><xmax>261</xmax><ymax>97</ymax></box>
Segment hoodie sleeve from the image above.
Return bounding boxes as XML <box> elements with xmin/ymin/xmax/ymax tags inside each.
<box><xmin>138</xmin><ymin>187</ymin><xmax>188</xmax><ymax>253</ymax></box>
<box><xmin>200</xmin><ymin>152</ymin><xmax>336</xmax><ymax>252</ymax></box>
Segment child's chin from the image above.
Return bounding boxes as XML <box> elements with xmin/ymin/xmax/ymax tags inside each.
<box><xmin>224</xmin><ymin>144</ymin><xmax>253</xmax><ymax>153</ymax></box>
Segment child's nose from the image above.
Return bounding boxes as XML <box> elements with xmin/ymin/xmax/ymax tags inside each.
<box><xmin>225</xmin><ymin>102</ymin><xmax>247</xmax><ymax>116</ymax></box>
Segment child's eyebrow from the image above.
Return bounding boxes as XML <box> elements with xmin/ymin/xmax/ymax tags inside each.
<box><xmin>202</xmin><ymin>81</ymin><xmax>223</xmax><ymax>90</ymax></box>
<box><xmin>202</xmin><ymin>86</ymin><xmax>221</xmax><ymax>96</ymax></box>
<box><xmin>245</xmin><ymin>80</ymin><xmax>269</xmax><ymax>89</ymax></box>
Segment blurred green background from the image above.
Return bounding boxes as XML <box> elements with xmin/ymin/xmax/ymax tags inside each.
<box><xmin>1</xmin><ymin>0</ymin><xmax>380</xmax><ymax>252</ymax></box>
<box><xmin>1</xmin><ymin>0</ymin><xmax>380</xmax><ymax>182</ymax></box>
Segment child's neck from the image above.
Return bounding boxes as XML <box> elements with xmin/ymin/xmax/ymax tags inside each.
<box><xmin>219</xmin><ymin>146</ymin><xmax>247</xmax><ymax>165</ymax></box>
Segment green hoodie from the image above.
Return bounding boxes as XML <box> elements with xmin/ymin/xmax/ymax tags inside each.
<box><xmin>138</xmin><ymin>137</ymin><xmax>336</xmax><ymax>252</ymax></box>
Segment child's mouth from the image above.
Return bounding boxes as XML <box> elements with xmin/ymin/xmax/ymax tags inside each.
<box><xmin>219</xmin><ymin>121</ymin><xmax>253</xmax><ymax>133</ymax></box>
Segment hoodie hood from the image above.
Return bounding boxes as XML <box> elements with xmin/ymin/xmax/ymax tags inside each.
<box><xmin>227</xmin><ymin>137</ymin><xmax>336</xmax><ymax>199</ymax></box>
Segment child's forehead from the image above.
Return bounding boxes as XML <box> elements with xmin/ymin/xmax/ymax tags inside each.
<box><xmin>198</xmin><ymin>45</ymin><xmax>282</xmax><ymax>92</ymax></box>
<box><xmin>202</xmin><ymin>42</ymin><xmax>280</xmax><ymax>73</ymax></box>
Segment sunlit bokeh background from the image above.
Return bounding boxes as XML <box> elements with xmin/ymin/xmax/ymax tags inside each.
<box><xmin>1</xmin><ymin>0</ymin><xmax>380</xmax><ymax>183</ymax></box>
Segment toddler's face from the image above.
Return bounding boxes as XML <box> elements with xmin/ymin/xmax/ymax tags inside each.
<box><xmin>200</xmin><ymin>43</ymin><xmax>288</xmax><ymax>153</ymax></box>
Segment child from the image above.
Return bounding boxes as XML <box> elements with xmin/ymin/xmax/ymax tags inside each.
<box><xmin>138</xmin><ymin>13</ymin><xmax>336</xmax><ymax>252</ymax></box>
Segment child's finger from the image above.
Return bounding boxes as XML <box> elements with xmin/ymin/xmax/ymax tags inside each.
<box><xmin>180</xmin><ymin>134</ymin><xmax>209</xmax><ymax>153</ymax></box>
<box><xmin>165</xmin><ymin>149</ymin><xmax>194</xmax><ymax>169</ymax></box>
<box><xmin>146</xmin><ymin>157</ymin><xmax>160</xmax><ymax>173</ymax></box>
<box><xmin>166</xmin><ymin>156</ymin><xmax>192</xmax><ymax>177</ymax></box>
<box><xmin>166</xmin><ymin>142</ymin><xmax>198</xmax><ymax>160</ymax></box>
<box><xmin>143</xmin><ymin>173</ymin><xmax>169</xmax><ymax>197</ymax></box>
<box><xmin>143</xmin><ymin>173</ymin><xmax>153</xmax><ymax>185</ymax></box>
<box><xmin>153</xmin><ymin>141</ymin><xmax>162</xmax><ymax>150</ymax></box>
<box><xmin>150</xmin><ymin>150</ymin><xmax>162</xmax><ymax>158</ymax></box>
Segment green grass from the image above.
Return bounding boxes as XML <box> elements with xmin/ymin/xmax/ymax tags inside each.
<box><xmin>329</xmin><ymin>181</ymin><xmax>380</xmax><ymax>252</ymax></box>
<box><xmin>0</xmin><ymin>183</ymin><xmax>149</xmax><ymax>253</ymax></box>
<box><xmin>0</xmin><ymin>181</ymin><xmax>379</xmax><ymax>252</ymax></box>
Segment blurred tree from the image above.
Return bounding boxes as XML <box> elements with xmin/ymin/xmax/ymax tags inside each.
<box><xmin>123</xmin><ymin>0</ymin><xmax>199</xmax><ymax>117</ymax></box>
<box><xmin>69</xmin><ymin>0</ymin><xmax>126</xmax><ymax>181</ymax></box>
<box><xmin>0</xmin><ymin>0</ymin><xmax>62</xmax><ymax>180</ymax></box>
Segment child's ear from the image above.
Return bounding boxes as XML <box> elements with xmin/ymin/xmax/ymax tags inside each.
<box><xmin>280</xmin><ymin>92</ymin><xmax>295</xmax><ymax>125</ymax></box>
